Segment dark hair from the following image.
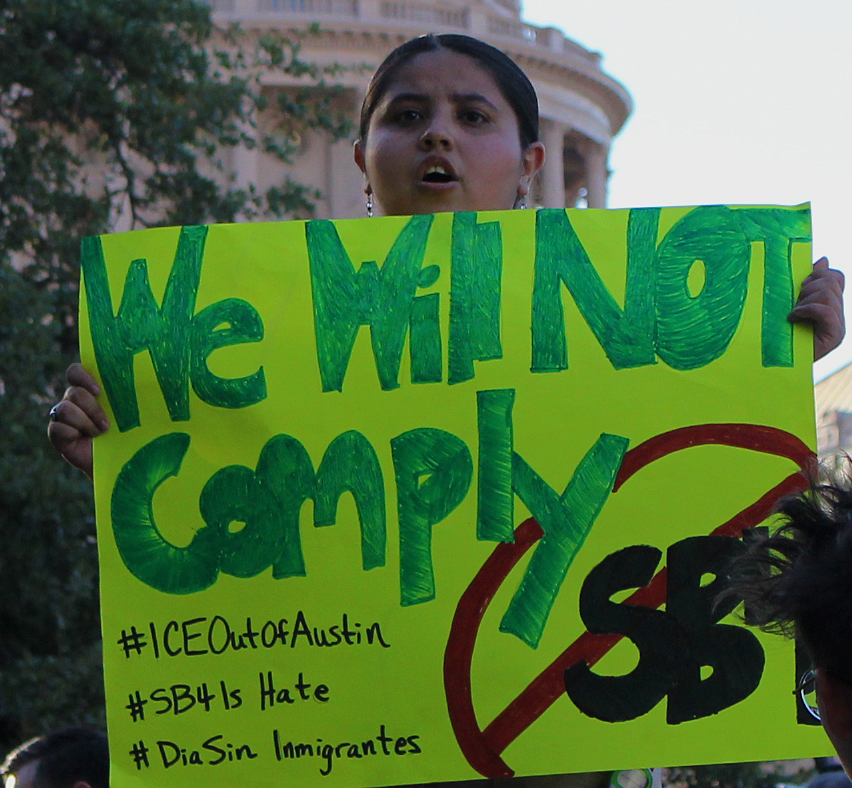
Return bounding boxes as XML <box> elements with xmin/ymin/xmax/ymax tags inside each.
<box><xmin>723</xmin><ymin>470</ymin><xmax>852</xmax><ymax>673</ymax></box>
<box><xmin>359</xmin><ymin>34</ymin><xmax>540</xmax><ymax>150</ymax></box>
<box><xmin>1</xmin><ymin>728</ymin><xmax>109</xmax><ymax>788</ymax></box>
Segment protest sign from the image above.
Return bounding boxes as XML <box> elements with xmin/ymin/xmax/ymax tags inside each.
<box><xmin>79</xmin><ymin>205</ymin><xmax>830</xmax><ymax>788</ymax></box>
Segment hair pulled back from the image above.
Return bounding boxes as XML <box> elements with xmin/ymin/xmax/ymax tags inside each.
<box><xmin>359</xmin><ymin>34</ymin><xmax>540</xmax><ymax>150</ymax></box>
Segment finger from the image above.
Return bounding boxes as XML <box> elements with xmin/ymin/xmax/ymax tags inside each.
<box><xmin>789</xmin><ymin>303</ymin><xmax>845</xmax><ymax>335</ymax></box>
<box><xmin>813</xmin><ymin>256</ymin><xmax>830</xmax><ymax>271</ymax></box>
<box><xmin>791</xmin><ymin>290</ymin><xmax>844</xmax><ymax>316</ymax></box>
<box><xmin>801</xmin><ymin>267</ymin><xmax>845</xmax><ymax>293</ymax></box>
<box><xmin>49</xmin><ymin>400</ymin><xmax>104</xmax><ymax>438</ymax></box>
<box><xmin>47</xmin><ymin>419</ymin><xmax>84</xmax><ymax>449</ymax></box>
<box><xmin>797</xmin><ymin>283</ymin><xmax>845</xmax><ymax>304</ymax></box>
<box><xmin>46</xmin><ymin>422</ymin><xmax>94</xmax><ymax>479</ymax></box>
<box><xmin>794</xmin><ymin>276</ymin><xmax>844</xmax><ymax>298</ymax></box>
<box><xmin>800</xmin><ymin>268</ymin><xmax>845</xmax><ymax>290</ymax></box>
<box><xmin>788</xmin><ymin>302</ymin><xmax>843</xmax><ymax>327</ymax></box>
<box><xmin>795</xmin><ymin>280</ymin><xmax>844</xmax><ymax>310</ymax></box>
<box><xmin>66</xmin><ymin>362</ymin><xmax>101</xmax><ymax>396</ymax></box>
<box><xmin>63</xmin><ymin>386</ymin><xmax>110</xmax><ymax>431</ymax></box>
<box><xmin>791</xmin><ymin>304</ymin><xmax>846</xmax><ymax>362</ymax></box>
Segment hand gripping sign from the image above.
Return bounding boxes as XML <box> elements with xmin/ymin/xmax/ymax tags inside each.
<box><xmin>80</xmin><ymin>206</ymin><xmax>829</xmax><ymax>788</ymax></box>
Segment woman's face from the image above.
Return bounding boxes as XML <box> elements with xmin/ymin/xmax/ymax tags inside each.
<box><xmin>354</xmin><ymin>49</ymin><xmax>544</xmax><ymax>216</ymax></box>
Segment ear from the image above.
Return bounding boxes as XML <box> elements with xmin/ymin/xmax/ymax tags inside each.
<box><xmin>816</xmin><ymin>669</ymin><xmax>852</xmax><ymax>776</ymax></box>
<box><xmin>517</xmin><ymin>141</ymin><xmax>545</xmax><ymax>197</ymax></box>
<box><xmin>353</xmin><ymin>140</ymin><xmax>369</xmax><ymax>184</ymax></box>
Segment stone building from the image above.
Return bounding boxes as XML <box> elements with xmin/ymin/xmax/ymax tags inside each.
<box><xmin>207</xmin><ymin>0</ymin><xmax>631</xmax><ymax>219</ymax></box>
<box><xmin>815</xmin><ymin>362</ymin><xmax>852</xmax><ymax>464</ymax></box>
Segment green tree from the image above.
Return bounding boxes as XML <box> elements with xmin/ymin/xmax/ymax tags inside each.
<box><xmin>0</xmin><ymin>0</ymin><xmax>350</xmax><ymax>750</ymax></box>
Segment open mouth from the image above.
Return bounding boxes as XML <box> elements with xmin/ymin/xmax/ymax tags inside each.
<box><xmin>421</xmin><ymin>165</ymin><xmax>456</xmax><ymax>184</ymax></box>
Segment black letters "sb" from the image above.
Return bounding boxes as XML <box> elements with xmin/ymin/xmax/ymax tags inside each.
<box><xmin>563</xmin><ymin>535</ymin><xmax>764</xmax><ymax>724</ymax></box>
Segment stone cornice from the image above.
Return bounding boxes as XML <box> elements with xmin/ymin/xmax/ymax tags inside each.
<box><xmin>232</xmin><ymin>31</ymin><xmax>629</xmax><ymax>137</ymax></box>
<box><xmin>208</xmin><ymin>0</ymin><xmax>632</xmax><ymax>137</ymax></box>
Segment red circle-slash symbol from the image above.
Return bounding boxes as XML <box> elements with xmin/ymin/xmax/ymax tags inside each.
<box><xmin>443</xmin><ymin>423</ymin><xmax>815</xmax><ymax>778</ymax></box>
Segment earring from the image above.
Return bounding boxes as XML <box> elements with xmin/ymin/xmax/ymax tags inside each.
<box><xmin>366</xmin><ymin>193</ymin><xmax>374</xmax><ymax>218</ymax></box>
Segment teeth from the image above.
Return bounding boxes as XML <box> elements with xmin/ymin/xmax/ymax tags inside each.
<box><xmin>425</xmin><ymin>166</ymin><xmax>447</xmax><ymax>175</ymax></box>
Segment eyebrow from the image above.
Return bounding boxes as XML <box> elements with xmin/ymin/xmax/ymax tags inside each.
<box><xmin>384</xmin><ymin>92</ymin><xmax>499</xmax><ymax>109</ymax></box>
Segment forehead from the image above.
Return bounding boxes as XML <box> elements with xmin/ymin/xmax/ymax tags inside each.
<box><xmin>380</xmin><ymin>48</ymin><xmax>507</xmax><ymax>103</ymax></box>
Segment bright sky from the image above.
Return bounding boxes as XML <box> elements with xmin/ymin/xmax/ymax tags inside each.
<box><xmin>522</xmin><ymin>0</ymin><xmax>852</xmax><ymax>382</ymax></box>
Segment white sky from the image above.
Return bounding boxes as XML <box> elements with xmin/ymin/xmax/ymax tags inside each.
<box><xmin>521</xmin><ymin>0</ymin><xmax>852</xmax><ymax>381</ymax></box>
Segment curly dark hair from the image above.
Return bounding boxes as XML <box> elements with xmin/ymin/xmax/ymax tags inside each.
<box><xmin>724</xmin><ymin>470</ymin><xmax>852</xmax><ymax>673</ymax></box>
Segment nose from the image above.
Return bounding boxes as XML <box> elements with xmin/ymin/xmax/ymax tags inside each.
<box><xmin>419</xmin><ymin>122</ymin><xmax>453</xmax><ymax>151</ymax></box>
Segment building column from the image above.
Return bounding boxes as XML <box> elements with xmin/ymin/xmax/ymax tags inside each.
<box><xmin>327</xmin><ymin>90</ymin><xmax>364</xmax><ymax>219</ymax></box>
<box><xmin>585</xmin><ymin>141</ymin><xmax>610</xmax><ymax>209</ymax></box>
<box><xmin>356</xmin><ymin>0</ymin><xmax>382</xmax><ymax>21</ymax></box>
<box><xmin>469</xmin><ymin>6</ymin><xmax>488</xmax><ymax>37</ymax></box>
<box><xmin>540</xmin><ymin>118</ymin><xmax>566</xmax><ymax>209</ymax></box>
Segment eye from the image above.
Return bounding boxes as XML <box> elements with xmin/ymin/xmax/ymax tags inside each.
<box><xmin>394</xmin><ymin>108</ymin><xmax>423</xmax><ymax>124</ymax></box>
<box><xmin>460</xmin><ymin>108</ymin><xmax>488</xmax><ymax>125</ymax></box>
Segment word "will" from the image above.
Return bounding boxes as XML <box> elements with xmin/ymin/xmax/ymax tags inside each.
<box><xmin>83</xmin><ymin>206</ymin><xmax>808</xmax><ymax>432</ymax></box>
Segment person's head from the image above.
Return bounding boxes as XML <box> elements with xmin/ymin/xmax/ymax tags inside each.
<box><xmin>725</xmin><ymin>475</ymin><xmax>852</xmax><ymax>773</ymax></box>
<box><xmin>1</xmin><ymin>728</ymin><xmax>108</xmax><ymax>788</ymax></box>
<box><xmin>354</xmin><ymin>33</ymin><xmax>545</xmax><ymax>217</ymax></box>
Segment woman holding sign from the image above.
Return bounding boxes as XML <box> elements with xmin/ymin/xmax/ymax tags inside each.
<box><xmin>47</xmin><ymin>33</ymin><xmax>845</xmax><ymax>475</ymax></box>
<box><xmin>44</xmin><ymin>31</ymin><xmax>846</xmax><ymax>788</ymax></box>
